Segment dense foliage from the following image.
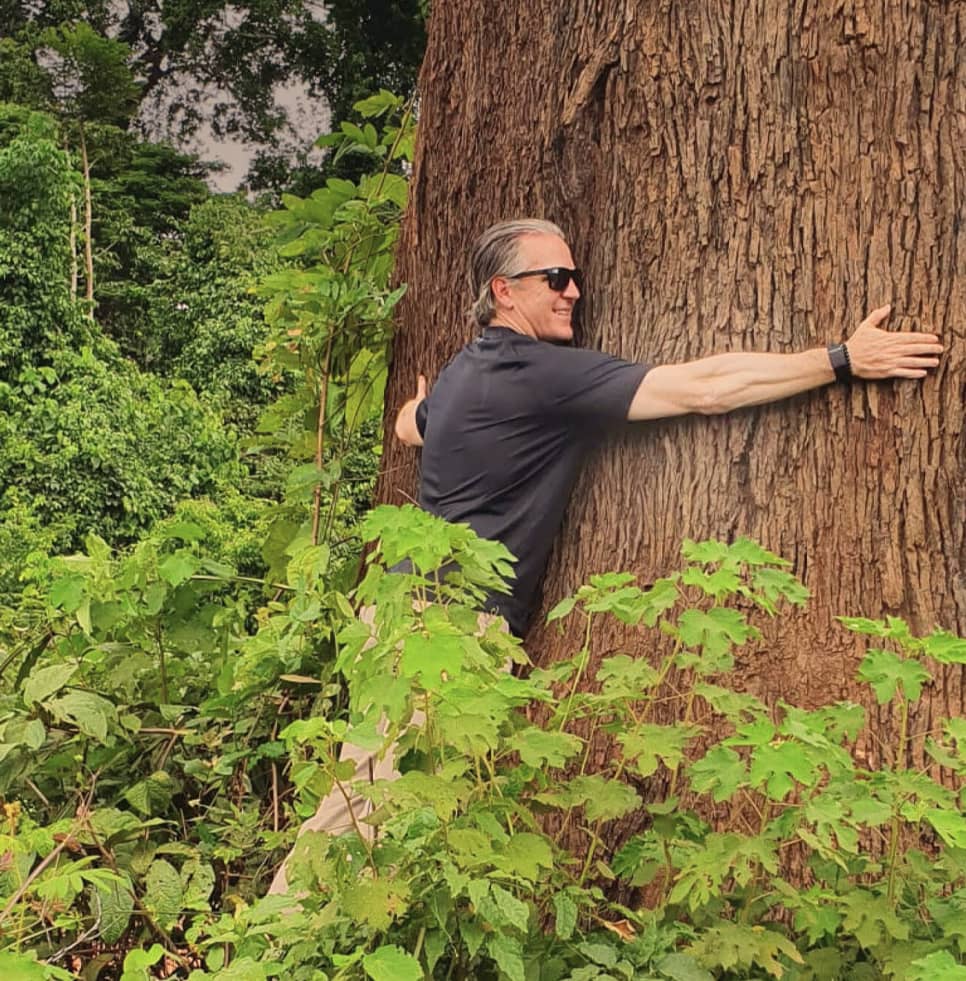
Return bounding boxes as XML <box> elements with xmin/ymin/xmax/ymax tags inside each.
<box><xmin>2</xmin><ymin>15</ymin><xmax>965</xmax><ymax>976</ymax></box>
<box><xmin>0</xmin><ymin>1</ymin><xmax>427</xmax><ymax>189</ymax></box>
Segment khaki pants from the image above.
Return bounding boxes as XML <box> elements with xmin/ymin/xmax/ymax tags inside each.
<box><xmin>268</xmin><ymin>609</ymin><xmax>507</xmax><ymax>895</ymax></box>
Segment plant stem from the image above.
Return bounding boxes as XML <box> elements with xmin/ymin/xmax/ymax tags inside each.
<box><xmin>886</xmin><ymin>692</ymin><xmax>909</xmax><ymax>906</ymax></box>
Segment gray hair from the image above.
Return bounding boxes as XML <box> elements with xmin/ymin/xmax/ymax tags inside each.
<box><xmin>467</xmin><ymin>218</ymin><xmax>566</xmax><ymax>327</ymax></box>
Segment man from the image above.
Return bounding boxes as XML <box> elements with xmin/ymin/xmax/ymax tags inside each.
<box><xmin>394</xmin><ymin>217</ymin><xmax>943</xmax><ymax>637</ymax></box>
<box><xmin>269</xmin><ymin>218</ymin><xmax>941</xmax><ymax>894</ymax></box>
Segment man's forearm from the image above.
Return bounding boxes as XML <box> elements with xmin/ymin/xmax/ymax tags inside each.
<box><xmin>628</xmin><ymin>306</ymin><xmax>942</xmax><ymax>422</ymax></box>
<box><xmin>394</xmin><ymin>397</ymin><xmax>425</xmax><ymax>446</ymax></box>
<box><xmin>692</xmin><ymin>348</ymin><xmax>834</xmax><ymax>414</ymax></box>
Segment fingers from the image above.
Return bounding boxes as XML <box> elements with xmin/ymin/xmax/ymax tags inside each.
<box><xmin>862</xmin><ymin>304</ymin><xmax>892</xmax><ymax>328</ymax></box>
<box><xmin>416</xmin><ymin>373</ymin><xmax>427</xmax><ymax>399</ymax></box>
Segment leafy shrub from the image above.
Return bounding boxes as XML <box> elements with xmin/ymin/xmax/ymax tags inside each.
<box><xmin>6</xmin><ymin>505</ymin><xmax>964</xmax><ymax>978</ymax></box>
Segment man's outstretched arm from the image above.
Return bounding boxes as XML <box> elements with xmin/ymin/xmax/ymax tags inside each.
<box><xmin>395</xmin><ymin>373</ymin><xmax>428</xmax><ymax>446</ymax></box>
<box><xmin>628</xmin><ymin>305</ymin><xmax>943</xmax><ymax>421</ymax></box>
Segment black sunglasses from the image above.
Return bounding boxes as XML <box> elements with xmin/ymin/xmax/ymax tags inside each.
<box><xmin>507</xmin><ymin>266</ymin><xmax>583</xmax><ymax>292</ymax></box>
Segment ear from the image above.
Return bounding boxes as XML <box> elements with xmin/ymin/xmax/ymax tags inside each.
<box><xmin>490</xmin><ymin>275</ymin><xmax>514</xmax><ymax>309</ymax></box>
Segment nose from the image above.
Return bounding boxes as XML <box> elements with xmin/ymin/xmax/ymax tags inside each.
<box><xmin>563</xmin><ymin>277</ymin><xmax>581</xmax><ymax>300</ymax></box>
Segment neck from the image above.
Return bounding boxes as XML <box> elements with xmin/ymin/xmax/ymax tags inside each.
<box><xmin>487</xmin><ymin>316</ymin><xmax>535</xmax><ymax>339</ymax></box>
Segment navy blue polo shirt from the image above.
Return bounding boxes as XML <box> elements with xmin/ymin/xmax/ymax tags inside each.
<box><xmin>415</xmin><ymin>325</ymin><xmax>648</xmax><ymax>635</ymax></box>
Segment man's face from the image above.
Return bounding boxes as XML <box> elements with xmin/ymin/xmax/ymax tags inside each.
<box><xmin>498</xmin><ymin>233</ymin><xmax>581</xmax><ymax>342</ymax></box>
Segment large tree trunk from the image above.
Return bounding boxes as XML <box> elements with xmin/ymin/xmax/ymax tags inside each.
<box><xmin>376</xmin><ymin>1</ymin><xmax>965</xmax><ymax>848</ymax></box>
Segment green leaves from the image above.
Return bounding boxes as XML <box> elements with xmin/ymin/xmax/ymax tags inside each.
<box><xmin>22</xmin><ymin>662</ymin><xmax>77</xmax><ymax>705</ymax></box>
<box><xmin>858</xmin><ymin>649</ymin><xmax>931</xmax><ymax>704</ymax></box>
<box><xmin>362</xmin><ymin>946</ymin><xmax>422</xmax><ymax>981</ymax></box>
<box><xmin>689</xmin><ymin>746</ymin><xmax>748</xmax><ymax>802</ymax></box>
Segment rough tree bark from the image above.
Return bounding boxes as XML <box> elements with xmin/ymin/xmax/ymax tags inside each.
<box><xmin>376</xmin><ymin>1</ymin><xmax>965</xmax><ymax>849</ymax></box>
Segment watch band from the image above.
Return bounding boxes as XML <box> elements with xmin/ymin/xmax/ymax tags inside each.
<box><xmin>827</xmin><ymin>343</ymin><xmax>853</xmax><ymax>383</ymax></box>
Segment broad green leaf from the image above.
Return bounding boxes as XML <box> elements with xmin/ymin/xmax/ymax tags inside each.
<box><xmin>95</xmin><ymin>873</ymin><xmax>134</xmax><ymax>944</ymax></box>
<box><xmin>689</xmin><ymin>746</ymin><xmax>748</xmax><ymax>802</ymax></box>
<box><xmin>657</xmin><ymin>952</ymin><xmax>715</xmax><ymax>981</ymax></box>
<box><xmin>926</xmin><ymin>809</ymin><xmax>966</xmax><ymax>849</ymax></box>
<box><xmin>363</xmin><ymin>945</ymin><xmax>422</xmax><ymax>981</ymax></box>
<box><xmin>577</xmin><ymin>942</ymin><xmax>618</xmax><ymax>967</ymax></box>
<box><xmin>515</xmin><ymin>727</ymin><xmax>582</xmax><ymax>768</ymax></box>
<box><xmin>546</xmin><ymin>595</ymin><xmax>577</xmax><ymax>623</ymax></box>
<box><xmin>858</xmin><ymin>648</ymin><xmax>931</xmax><ymax>704</ymax></box>
<box><xmin>47</xmin><ymin>690</ymin><xmax>116</xmax><ymax>742</ymax></box>
<box><xmin>121</xmin><ymin>943</ymin><xmax>165</xmax><ymax>978</ymax></box>
<box><xmin>50</xmin><ymin>574</ymin><xmax>85</xmax><ymax>611</ymax></box>
<box><xmin>597</xmin><ymin>654</ymin><xmax>660</xmax><ymax>697</ymax></box>
<box><xmin>748</xmin><ymin>740</ymin><xmax>818</xmax><ymax>800</ymax></box>
<box><xmin>487</xmin><ymin>933</ymin><xmax>526</xmax><ymax>981</ymax></box>
<box><xmin>0</xmin><ymin>951</ymin><xmax>72</xmax><ymax>979</ymax></box>
<box><xmin>677</xmin><ymin>607</ymin><xmax>758</xmax><ymax>658</ymax></box>
<box><xmin>124</xmin><ymin>771</ymin><xmax>176</xmax><ymax>816</ymax></box>
<box><xmin>400</xmin><ymin>632</ymin><xmax>464</xmax><ymax>686</ymax></box>
<box><xmin>343</xmin><ymin>878</ymin><xmax>410</xmax><ymax>931</ymax></box>
<box><xmin>143</xmin><ymin>859</ymin><xmax>183</xmax><ymax>932</ymax></box>
<box><xmin>497</xmin><ymin>833</ymin><xmax>553</xmax><ymax>881</ymax></box>
<box><xmin>354</xmin><ymin>89</ymin><xmax>403</xmax><ymax>118</ymax></box>
<box><xmin>694</xmin><ymin>683</ymin><xmax>767</xmax><ymax>721</ymax></box>
<box><xmin>1</xmin><ymin>716</ymin><xmax>46</xmax><ymax>750</ymax></box>
<box><xmin>908</xmin><ymin>951</ymin><xmax>966</xmax><ymax>980</ymax></box>
<box><xmin>158</xmin><ymin>550</ymin><xmax>200</xmax><ymax>586</ymax></box>
<box><xmin>923</xmin><ymin>629</ymin><xmax>966</xmax><ymax>665</ymax></box>
<box><xmin>750</xmin><ymin>567</ymin><xmax>810</xmax><ymax>607</ymax></box>
<box><xmin>619</xmin><ymin>723</ymin><xmax>698</xmax><ymax>777</ymax></box>
<box><xmin>578</xmin><ymin>775</ymin><xmax>641</xmax><ymax>823</ymax></box>
<box><xmin>682</xmin><ymin>566</ymin><xmax>740</xmax><ymax>599</ymax></box>
<box><xmin>22</xmin><ymin>662</ymin><xmax>77</xmax><ymax>705</ymax></box>
<box><xmin>553</xmin><ymin>891</ymin><xmax>577</xmax><ymax>940</ymax></box>
<box><xmin>840</xmin><ymin>891</ymin><xmax>910</xmax><ymax>948</ymax></box>
<box><xmin>484</xmin><ymin>883</ymin><xmax>530</xmax><ymax>933</ymax></box>
<box><xmin>681</xmin><ymin>540</ymin><xmax>729</xmax><ymax>564</ymax></box>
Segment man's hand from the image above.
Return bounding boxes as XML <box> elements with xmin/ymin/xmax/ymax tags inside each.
<box><xmin>846</xmin><ymin>305</ymin><xmax>943</xmax><ymax>379</ymax></box>
<box><xmin>394</xmin><ymin>373</ymin><xmax>428</xmax><ymax>446</ymax></box>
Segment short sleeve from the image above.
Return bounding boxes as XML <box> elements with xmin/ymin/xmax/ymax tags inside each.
<box><xmin>535</xmin><ymin>346</ymin><xmax>649</xmax><ymax>423</ymax></box>
<box><xmin>416</xmin><ymin>399</ymin><xmax>429</xmax><ymax>438</ymax></box>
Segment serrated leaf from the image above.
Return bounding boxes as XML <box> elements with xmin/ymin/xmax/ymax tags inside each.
<box><xmin>619</xmin><ymin>723</ymin><xmax>698</xmax><ymax>777</ymax></box>
<box><xmin>578</xmin><ymin>775</ymin><xmax>641</xmax><ymax>822</ymax></box>
<box><xmin>546</xmin><ymin>595</ymin><xmax>577</xmax><ymax>623</ymax></box>
<box><xmin>657</xmin><ymin>952</ymin><xmax>715</xmax><ymax>981</ymax></box>
<box><xmin>858</xmin><ymin>649</ymin><xmax>931</xmax><ymax>704</ymax></box>
<box><xmin>750</xmin><ymin>567</ymin><xmax>810</xmax><ymax>607</ymax></box>
<box><xmin>682</xmin><ymin>566</ymin><xmax>740</xmax><ymax>599</ymax></box>
<box><xmin>926</xmin><ymin>809</ymin><xmax>966</xmax><ymax>849</ymax></box>
<box><xmin>689</xmin><ymin>746</ymin><xmax>748</xmax><ymax>802</ymax></box>
<box><xmin>486</xmin><ymin>883</ymin><xmax>530</xmax><ymax>933</ymax></box>
<box><xmin>95</xmin><ymin>873</ymin><xmax>134</xmax><ymax>944</ymax></box>
<box><xmin>50</xmin><ymin>574</ymin><xmax>85</xmax><ymax>612</ymax></box>
<box><xmin>597</xmin><ymin>654</ymin><xmax>660</xmax><ymax>697</ymax></box>
<box><xmin>515</xmin><ymin>727</ymin><xmax>582</xmax><ymax>768</ymax></box>
<box><xmin>343</xmin><ymin>878</ymin><xmax>411</xmax><ymax>931</ymax></box>
<box><xmin>158</xmin><ymin>550</ymin><xmax>200</xmax><ymax>586</ymax></box>
<box><xmin>488</xmin><ymin>933</ymin><xmax>525</xmax><ymax>981</ymax></box>
<box><xmin>677</xmin><ymin>607</ymin><xmax>758</xmax><ymax>658</ymax></box>
<box><xmin>362</xmin><ymin>945</ymin><xmax>422</xmax><ymax>981</ymax></box>
<box><xmin>47</xmin><ymin>690</ymin><xmax>116</xmax><ymax>742</ymax></box>
<box><xmin>497</xmin><ymin>833</ymin><xmax>553</xmax><ymax>882</ymax></box>
<box><xmin>749</xmin><ymin>741</ymin><xmax>818</xmax><ymax>800</ymax></box>
<box><xmin>553</xmin><ymin>892</ymin><xmax>577</xmax><ymax>940</ymax></box>
<box><xmin>22</xmin><ymin>662</ymin><xmax>78</xmax><ymax>705</ymax></box>
<box><xmin>143</xmin><ymin>859</ymin><xmax>183</xmax><ymax>931</ymax></box>
<box><xmin>400</xmin><ymin>632</ymin><xmax>464</xmax><ymax>687</ymax></box>
<box><xmin>694</xmin><ymin>682</ymin><xmax>767</xmax><ymax>721</ymax></box>
<box><xmin>923</xmin><ymin>629</ymin><xmax>966</xmax><ymax>665</ymax></box>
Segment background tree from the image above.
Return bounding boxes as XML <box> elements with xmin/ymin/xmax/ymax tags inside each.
<box><xmin>378</xmin><ymin>2</ymin><xmax>966</xmax><ymax>850</ymax></box>
<box><xmin>0</xmin><ymin>1</ymin><xmax>427</xmax><ymax>188</ymax></box>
